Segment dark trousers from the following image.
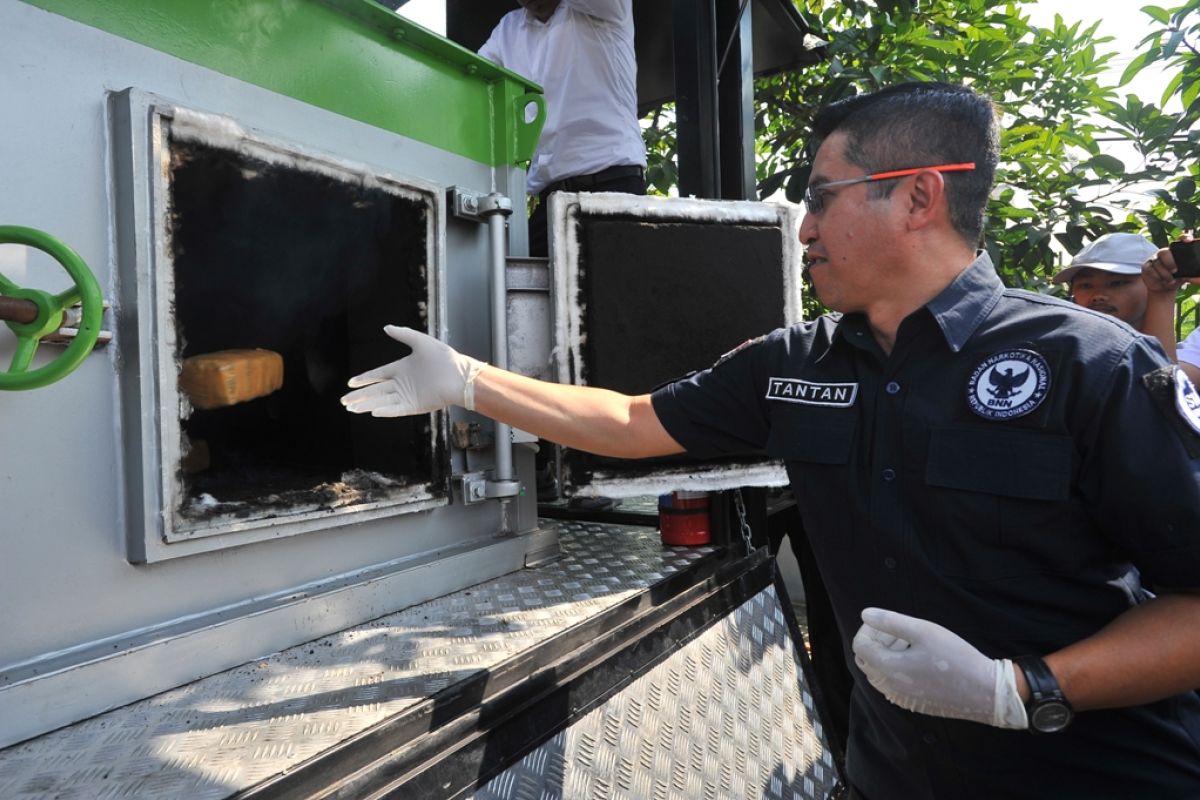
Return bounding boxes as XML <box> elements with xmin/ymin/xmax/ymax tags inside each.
<box><xmin>769</xmin><ymin>504</ymin><xmax>853</xmax><ymax>769</ymax></box>
<box><xmin>527</xmin><ymin>169</ymin><xmax>646</xmax><ymax>257</ymax></box>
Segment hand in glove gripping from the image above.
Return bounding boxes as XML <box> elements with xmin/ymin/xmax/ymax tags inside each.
<box><xmin>341</xmin><ymin>326</ymin><xmax>484</xmax><ymax>416</ymax></box>
<box><xmin>852</xmin><ymin>607</ymin><xmax>1028</xmax><ymax>730</ymax></box>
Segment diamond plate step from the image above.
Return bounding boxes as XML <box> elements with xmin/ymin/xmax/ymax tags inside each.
<box><xmin>469</xmin><ymin>585</ymin><xmax>837</xmax><ymax>800</ymax></box>
<box><xmin>0</xmin><ymin>522</ymin><xmax>714</xmax><ymax>800</ymax></box>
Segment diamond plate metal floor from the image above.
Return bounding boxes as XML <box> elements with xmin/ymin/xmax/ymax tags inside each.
<box><xmin>469</xmin><ymin>585</ymin><xmax>837</xmax><ymax>800</ymax></box>
<box><xmin>0</xmin><ymin>522</ymin><xmax>714</xmax><ymax>800</ymax></box>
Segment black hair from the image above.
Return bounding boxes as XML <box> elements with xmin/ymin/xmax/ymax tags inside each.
<box><xmin>811</xmin><ymin>81</ymin><xmax>999</xmax><ymax>246</ymax></box>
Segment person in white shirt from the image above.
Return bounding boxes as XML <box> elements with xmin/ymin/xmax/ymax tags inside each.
<box><xmin>1140</xmin><ymin>233</ymin><xmax>1200</xmax><ymax>385</ymax></box>
<box><xmin>481</xmin><ymin>0</ymin><xmax>647</xmax><ymax>507</ymax></box>
<box><xmin>480</xmin><ymin>0</ymin><xmax>647</xmax><ymax>258</ymax></box>
<box><xmin>1177</xmin><ymin>329</ymin><xmax>1200</xmax><ymax>385</ymax></box>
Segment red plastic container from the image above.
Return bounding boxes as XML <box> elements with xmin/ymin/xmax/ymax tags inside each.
<box><xmin>658</xmin><ymin>490</ymin><xmax>711</xmax><ymax>546</ymax></box>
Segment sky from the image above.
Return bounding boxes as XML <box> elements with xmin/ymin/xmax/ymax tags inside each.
<box><xmin>1022</xmin><ymin>1</ymin><xmax>1176</xmax><ymax>218</ymax></box>
<box><xmin>394</xmin><ymin>0</ymin><xmax>445</xmax><ymax>33</ymax></box>
<box><xmin>1025</xmin><ymin>0</ymin><xmax>1173</xmax><ymax>109</ymax></box>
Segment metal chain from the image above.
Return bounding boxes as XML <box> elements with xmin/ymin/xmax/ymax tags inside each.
<box><xmin>733</xmin><ymin>488</ymin><xmax>755</xmax><ymax>555</ymax></box>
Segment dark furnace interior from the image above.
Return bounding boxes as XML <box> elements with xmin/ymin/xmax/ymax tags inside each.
<box><xmin>566</xmin><ymin>215</ymin><xmax>788</xmax><ymax>488</ymax></box>
<box><xmin>167</xmin><ymin>136</ymin><xmax>444</xmax><ymax>522</ymax></box>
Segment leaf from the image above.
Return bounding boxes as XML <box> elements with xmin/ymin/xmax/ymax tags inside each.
<box><xmin>1163</xmin><ymin>28</ymin><xmax>1185</xmax><ymax>58</ymax></box>
<box><xmin>1178</xmin><ymin>178</ymin><xmax>1197</xmax><ymax>202</ymax></box>
<box><xmin>1183</xmin><ymin>78</ymin><xmax>1200</xmax><ymax>111</ymax></box>
<box><xmin>1087</xmin><ymin>154</ymin><xmax>1127</xmax><ymax>177</ymax></box>
<box><xmin>758</xmin><ymin>169</ymin><xmax>788</xmax><ymax>199</ymax></box>
<box><xmin>1119</xmin><ymin>50</ymin><xmax>1153</xmax><ymax>87</ymax></box>
<box><xmin>784</xmin><ymin>170</ymin><xmax>808</xmax><ymax>204</ymax></box>
<box><xmin>1140</xmin><ymin>5</ymin><xmax>1171</xmax><ymax>24</ymax></box>
<box><xmin>915</xmin><ymin>37</ymin><xmax>962</xmax><ymax>54</ymax></box>
<box><xmin>1007</xmin><ymin>137</ymin><xmax>1048</xmax><ymax>156</ymax></box>
<box><xmin>1179</xmin><ymin>203</ymin><xmax>1199</xmax><ymax>230</ymax></box>
<box><xmin>1161</xmin><ymin>71</ymin><xmax>1185</xmax><ymax>107</ymax></box>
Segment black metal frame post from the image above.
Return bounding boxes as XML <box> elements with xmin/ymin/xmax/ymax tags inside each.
<box><xmin>672</xmin><ymin>0</ymin><xmax>721</xmax><ymax>199</ymax></box>
<box><xmin>716</xmin><ymin>0</ymin><xmax>757</xmax><ymax>201</ymax></box>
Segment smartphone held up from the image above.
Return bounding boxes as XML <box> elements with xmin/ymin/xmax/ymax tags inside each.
<box><xmin>1169</xmin><ymin>240</ymin><xmax>1200</xmax><ymax>279</ymax></box>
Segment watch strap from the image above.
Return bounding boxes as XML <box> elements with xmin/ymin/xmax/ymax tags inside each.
<box><xmin>1015</xmin><ymin>655</ymin><xmax>1064</xmax><ymax>704</ymax></box>
<box><xmin>1015</xmin><ymin>655</ymin><xmax>1074</xmax><ymax>733</ymax></box>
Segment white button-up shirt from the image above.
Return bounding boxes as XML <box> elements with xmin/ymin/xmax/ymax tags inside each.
<box><xmin>479</xmin><ymin>0</ymin><xmax>646</xmax><ymax>195</ymax></box>
<box><xmin>1179</xmin><ymin>328</ymin><xmax>1200</xmax><ymax>368</ymax></box>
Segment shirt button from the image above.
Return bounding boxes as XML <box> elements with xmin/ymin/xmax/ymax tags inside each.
<box><xmin>884</xmin><ymin>557</ymin><xmax>898</xmax><ymax>570</ymax></box>
<box><xmin>882</xmin><ymin>468</ymin><xmax>896</xmax><ymax>482</ymax></box>
<box><xmin>886</xmin><ymin>381</ymin><xmax>901</xmax><ymax>395</ymax></box>
<box><xmin>923</xmin><ymin>733</ymin><xmax>938</xmax><ymax>745</ymax></box>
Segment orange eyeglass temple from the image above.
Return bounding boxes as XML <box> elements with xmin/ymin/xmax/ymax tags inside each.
<box><xmin>868</xmin><ymin>163</ymin><xmax>976</xmax><ymax>181</ymax></box>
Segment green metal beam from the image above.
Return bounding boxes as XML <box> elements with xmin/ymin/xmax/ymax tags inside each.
<box><xmin>22</xmin><ymin>0</ymin><xmax>544</xmax><ymax>167</ymax></box>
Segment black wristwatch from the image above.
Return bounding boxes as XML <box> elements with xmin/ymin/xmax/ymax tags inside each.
<box><xmin>1015</xmin><ymin>655</ymin><xmax>1073</xmax><ymax>733</ymax></box>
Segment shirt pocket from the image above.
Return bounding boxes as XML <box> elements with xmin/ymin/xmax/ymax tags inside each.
<box><xmin>767</xmin><ymin>418</ymin><xmax>857</xmax><ymax>551</ymax></box>
<box><xmin>923</xmin><ymin>424</ymin><xmax>1077</xmax><ymax>579</ymax></box>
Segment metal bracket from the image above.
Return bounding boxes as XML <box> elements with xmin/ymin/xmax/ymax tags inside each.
<box><xmin>485</xmin><ymin>479</ymin><xmax>521</xmax><ymax>499</ymax></box>
<box><xmin>451</xmin><ymin>421</ymin><xmax>492</xmax><ymax>451</ymax></box>
<box><xmin>448</xmin><ymin>187</ymin><xmax>514</xmax><ymax>224</ymax></box>
<box><xmin>47</xmin><ymin>302</ymin><xmax>113</xmax><ymax>347</ymax></box>
<box><xmin>478</xmin><ymin>193</ymin><xmax>513</xmax><ymax>217</ymax></box>
<box><xmin>456</xmin><ymin>471</ymin><xmax>489</xmax><ymax>505</ymax></box>
<box><xmin>509</xmin><ymin>426</ymin><xmax>538</xmax><ymax>444</ymax></box>
<box><xmin>448</xmin><ymin>186</ymin><xmax>485</xmax><ymax>223</ymax></box>
<box><xmin>456</xmin><ymin>472</ymin><xmax>521</xmax><ymax>504</ymax></box>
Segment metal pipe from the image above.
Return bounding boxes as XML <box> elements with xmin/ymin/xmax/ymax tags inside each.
<box><xmin>0</xmin><ymin>296</ymin><xmax>39</xmax><ymax>325</ymax></box>
<box><xmin>479</xmin><ymin>193</ymin><xmax>518</xmax><ymax>531</ymax></box>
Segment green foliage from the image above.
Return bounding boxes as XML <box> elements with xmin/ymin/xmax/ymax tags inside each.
<box><xmin>642</xmin><ymin>0</ymin><xmax>1200</xmax><ymax>331</ymax></box>
<box><xmin>642</xmin><ymin>103</ymin><xmax>679</xmax><ymax>195</ymax></box>
<box><xmin>1120</xmin><ymin>0</ymin><xmax>1200</xmax><ymax>337</ymax></box>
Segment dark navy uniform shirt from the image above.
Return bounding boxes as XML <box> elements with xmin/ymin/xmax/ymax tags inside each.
<box><xmin>652</xmin><ymin>254</ymin><xmax>1200</xmax><ymax>800</ymax></box>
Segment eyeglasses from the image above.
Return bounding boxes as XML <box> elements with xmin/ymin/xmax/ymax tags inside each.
<box><xmin>803</xmin><ymin>162</ymin><xmax>976</xmax><ymax>215</ymax></box>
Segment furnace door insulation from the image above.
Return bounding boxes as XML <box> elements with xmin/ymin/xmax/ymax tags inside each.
<box><xmin>548</xmin><ymin>193</ymin><xmax>803</xmax><ymax>497</ymax></box>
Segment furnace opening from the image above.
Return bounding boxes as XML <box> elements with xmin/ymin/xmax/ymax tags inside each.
<box><xmin>565</xmin><ymin>215</ymin><xmax>786</xmax><ymax>487</ymax></box>
<box><xmin>167</xmin><ymin>137</ymin><xmax>444</xmax><ymax>526</ymax></box>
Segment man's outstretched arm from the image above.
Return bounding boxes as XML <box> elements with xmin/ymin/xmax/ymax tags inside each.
<box><xmin>341</xmin><ymin>325</ymin><xmax>684</xmax><ymax>460</ymax></box>
<box><xmin>473</xmin><ymin>365</ymin><xmax>684</xmax><ymax>459</ymax></box>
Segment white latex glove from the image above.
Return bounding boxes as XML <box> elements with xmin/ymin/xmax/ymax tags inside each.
<box><xmin>851</xmin><ymin>607</ymin><xmax>1028</xmax><ymax>730</ymax></box>
<box><xmin>340</xmin><ymin>326</ymin><xmax>484</xmax><ymax>415</ymax></box>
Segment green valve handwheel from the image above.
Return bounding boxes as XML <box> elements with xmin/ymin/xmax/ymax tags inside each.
<box><xmin>0</xmin><ymin>226</ymin><xmax>103</xmax><ymax>391</ymax></box>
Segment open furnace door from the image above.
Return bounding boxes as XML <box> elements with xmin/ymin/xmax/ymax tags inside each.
<box><xmin>548</xmin><ymin>193</ymin><xmax>805</xmax><ymax>498</ymax></box>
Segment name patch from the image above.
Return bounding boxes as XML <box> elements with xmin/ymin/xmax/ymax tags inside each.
<box><xmin>966</xmin><ymin>349</ymin><xmax>1050</xmax><ymax>420</ymax></box>
<box><xmin>766</xmin><ymin>378</ymin><xmax>858</xmax><ymax>407</ymax></box>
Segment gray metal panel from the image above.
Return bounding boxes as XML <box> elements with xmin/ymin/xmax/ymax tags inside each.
<box><xmin>472</xmin><ymin>585</ymin><xmax>837</xmax><ymax>800</ymax></box>
<box><xmin>507</xmin><ymin>256</ymin><xmax>553</xmax><ymax>381</ymax></box>
<box><xmin>0</xmin><ymin>0</ymin><xmax>535</xmax><ymax>750</ymax></box>
<box><xmin>0</xmin><ymin>523</ymin><xmax>715</xmax><ymax>799</ymax></box>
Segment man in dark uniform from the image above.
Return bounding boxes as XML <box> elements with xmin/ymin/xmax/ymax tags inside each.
<box><xmin>343</xmin><ymin>82</ymin><xmax>1200</xmax><ymax>799</ymax></box>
